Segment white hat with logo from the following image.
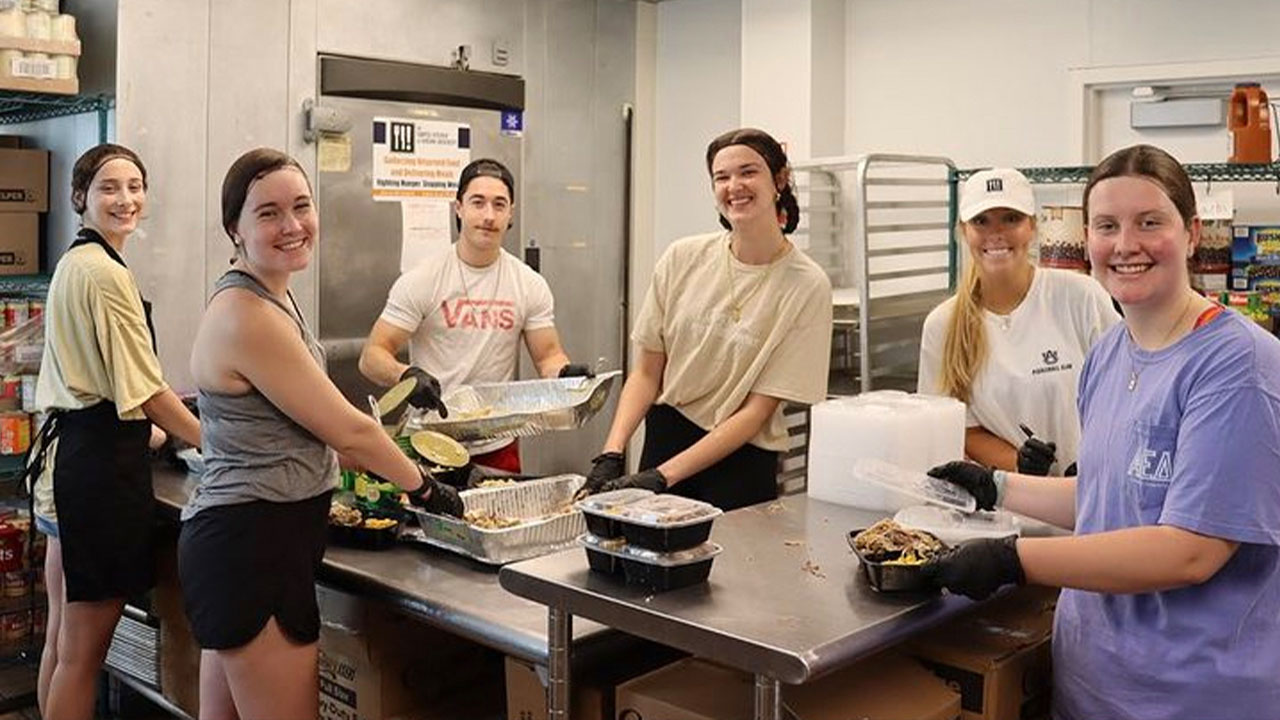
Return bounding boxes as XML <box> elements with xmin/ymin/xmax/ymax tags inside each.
<box><xmin>958</xmin><ymin>168</ymin><xmax>1036</xmax><ymax>222</ymax></box>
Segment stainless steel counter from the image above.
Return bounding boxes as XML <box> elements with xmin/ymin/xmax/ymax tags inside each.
<box><xmin>151</xmin><ymin>465</ymin><xmax>621</xmax><ymax>665</ymax></box>
<box><xmin>500</xmin><ymin>494</ymin><xmax>1016</xmax><ymax>720</ymax></box>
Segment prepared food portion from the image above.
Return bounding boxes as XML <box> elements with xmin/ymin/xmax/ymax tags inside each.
<box><xmin>612</xmin><ymin>495</ymin><xmax>721</xmax><ymax>527</ymax></box>
<box><xmin>852</xmin><ymin>519</ymin><xmax>945</xmax><ymax>565</ymax></box>
<box><xmin>576</xmin><ymin>488</ymin><xmax>655</xmax><ymax>514</ymax></box>
<box><xmin>463</xmin><ymin>508</ymin><xmax>523</xmax><ymax>530</ymax></box>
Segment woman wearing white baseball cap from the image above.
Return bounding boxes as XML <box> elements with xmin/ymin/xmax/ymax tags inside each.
<box><xmin>917</xmin><ymin>168</ymin><xmax>1119</xmax><ymax>475</ymax></box>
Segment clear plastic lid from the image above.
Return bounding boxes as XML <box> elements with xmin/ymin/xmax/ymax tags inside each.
<box><xmin>893</xmin><ymin>504</ymin><xmax>1020</xmax><ymax>544</ymax></box>
<box><xmin>851</xmin><ymin>458</ymin><xmax>977</xmax><ymax>513</ymax></box>
<box><xmin>611</xmin><ymin>495</ymin><xmax>723</xmax><ymax>527</ymax></box>
<box><xmin>579</xmin><ymin>533</ymin><xmax>722</xmax><ymax>565</ymax></box>
<box><xmin>576</xmin><ymin>489</ymin><xmax>654</xmax><ymax>514</ymax></box>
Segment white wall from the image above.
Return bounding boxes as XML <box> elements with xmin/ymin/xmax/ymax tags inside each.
<box><xmin>844</xmin><ymin>0</ymin><xmax>1280</xmax><ymax>168</ymax></box>
<box><xmin>653</xmin><ymin>0</ymin><xmax>740</xmax><ymax>255</ymax></box>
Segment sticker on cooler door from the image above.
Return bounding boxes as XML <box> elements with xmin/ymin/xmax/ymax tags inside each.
<box><xmin>371</xmin><ymin>118</ymin><xmax>471</xmax><ymax>201</ymax></box>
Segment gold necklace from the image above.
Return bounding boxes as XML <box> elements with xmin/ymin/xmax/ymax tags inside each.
<box><xmin>455</xmin><ymin>249</ymin><xmax>503</xmax><ymax>312</ymax></box>
<box><xmin>1127</xmin><ymin>293</ymin><xmax>1196</xmax><ymax>392</ymax></box>
<box><xmin>724</xmin><ymin>236</ymin><xmax>790</xmax><ymax>322</ymax></box>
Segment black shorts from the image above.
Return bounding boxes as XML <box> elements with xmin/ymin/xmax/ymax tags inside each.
<box><xmin>178</xmin><ymin>492</ymin><xmax>331</xmax><ymax>650</ymax></box>
<box><xmin>640</xmin><ymin>404</ymin><xmax>780</xmax><ymax>511</ymax></box>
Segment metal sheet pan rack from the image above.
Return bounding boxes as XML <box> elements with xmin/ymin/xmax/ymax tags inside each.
<box><xmin>792</xmin><ymin>154</ymin><xmax>957</xmax><ymax>395</ymax></box>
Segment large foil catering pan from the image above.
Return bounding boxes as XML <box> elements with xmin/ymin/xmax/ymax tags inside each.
<box><xmin>404</xmin><ymin>474</ymin><xmax>587</xmax><ymax>565</ymax></box>
<box><xmin>402</xmin><ymin>371</ymin><xmax>620</xmax><ymax>443</ymax></box>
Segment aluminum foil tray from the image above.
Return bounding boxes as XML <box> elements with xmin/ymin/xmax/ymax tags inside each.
<box><xmin>404</xmin><ymin>474</ymin><xmax>587</xmax><ymax>565</ymax></box>
<box><xmin>402</xmin><ymin>371</ymin><xmax>621</xmax><ymax>442</ymax></box>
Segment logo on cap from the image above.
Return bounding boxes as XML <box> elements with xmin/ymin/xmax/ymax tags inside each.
<box><xmin>986</xmin><ymin>178</ymin><xmax>1003</xmax><ymax>193</ymax></box>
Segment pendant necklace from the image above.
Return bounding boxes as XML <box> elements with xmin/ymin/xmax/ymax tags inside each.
<box><xmin>456</xmin><ymin>249</ymin><xmax>504</xmax><ymax>313</ymax></box>
<box><xmin>1128</xmin><ymin>294</ymin><xmax>1194</xmax><ymax>392</ymax></box>
<box><xmin>725</xmin><ymin>236</ymin><xmax>790</xmax><ymax>322</ymax></box>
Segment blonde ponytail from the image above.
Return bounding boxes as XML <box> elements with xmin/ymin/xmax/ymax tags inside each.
<box><xmin>939</xmin><ymin>257</ymin><xmax>986</xmax><ymax>404</ymax></box>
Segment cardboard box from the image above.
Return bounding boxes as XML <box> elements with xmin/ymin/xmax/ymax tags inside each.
<box><xmin>317</xmin><ymin>586</ymin><xmax>502</xmax><ymax>720</ymax></box>
<box><xmin>0</xmin><ymin>149</ymin><xmax>47</xmax><ymax>213</ymax></box>
<box><xmin>906</xmin><ymin>587</ymin><xmax>1057</xmax><ymax>720</ymax></box>
<box><xmin>506</xmin><ymin>643</ymin><xmax>683</xmax><ymax>720</ymax></box>
<box><xmin>0</xmin><ymin>213</ymin><xmax>37</xmax><ymax>275</ymax></box>
<box><xmin>614</xmin><ymin>651</ymin><xmax>960</xmax><ymax>720</ymax></box>
<box><xmin>615</xmin><ymin>658</ymin><xmax>754</xmax><ymax>720</ymax></box>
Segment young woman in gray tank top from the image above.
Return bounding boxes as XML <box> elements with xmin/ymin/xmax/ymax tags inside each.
<box><xmin>180</xmin><ymin>148</ymin><xmax>463</xmax><ymax>720</ymax></box>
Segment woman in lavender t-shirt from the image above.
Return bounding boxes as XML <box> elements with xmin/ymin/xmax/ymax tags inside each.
<box><xmin>926</xmin><ymin>144</ymin><xmax>1280</xmax><ymax>720</ymax></box>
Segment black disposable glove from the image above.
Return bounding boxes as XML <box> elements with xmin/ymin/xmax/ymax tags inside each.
<box><xmin>927</xmin><ymin>461</ymin><xmax>998</xmax><ymax>511</ymax></box>
<box><xmin>599</xmin><ymin>468</ymin><xmax>667</xmax><ymax>494</ymax></box>
<box><xmin>409</xmin><ymin>470</ymin><xmax>465</xmax><ymax>518</ymax></box>
<box><xmin>400</xmin><ymin>366</ymin><xmax>448</xmax><ymax>418</ymax></box>
<box><xmin>923</xmin><ymin>535</ymin><xmax>1025</xmax><ymax>600</ymax></box>
<box><xmin>558</xmin><ymin>363</ymin><xmax>594</xmax><ymax>379</ymax></box>
<box><xmin>1016</xmin><ymin>437</ymin><xmax>1057</xmax><ymax>476</ymax></box>
<box><xmin>584</xmin><ymin>451</ymin><xmax>625</xmax><ymax>494</ymax></box>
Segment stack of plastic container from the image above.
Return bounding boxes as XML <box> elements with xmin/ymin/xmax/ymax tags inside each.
<box><xmin>576</xmin><ymin>490</ymin><xmax>723</xmax><ymax>592</ymax></box>
<box><xmin>807</xmin><ymin>391</ymin><xmax>966</xmax><ymax>512</ymax></box>
<box><xmin>0</xmin><ymin>0</ymin><xmax>80</xmax><ymax>94</ymax></box>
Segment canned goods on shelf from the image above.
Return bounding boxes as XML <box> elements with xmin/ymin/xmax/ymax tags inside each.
<box><xmin>2</xmin><ymin>571</ymin><xmax>26</xmax><ymax>598</ymax></box>
<box><xmin>27</xmin><ymin>301</ymin><xmax>43</xmax><ymax>320</ymax></box>
<box><xmin>2</xmin><ymin>610</ymin><xmax>30</xmax><ymax>643</ymax></box>
<box><xmin>0</xmin><ymin>412</ymin><xmax>30</xmax><ymax>455</ymax></box>
<box><xmin>19</xmin><ymin>375</ymin><xmax>36</xmax><ymax>413</ymax></box>
<box><xmin>3</xmin><ymin>299</ymin><xmax>29</xmax><ymax>330</ymax></box>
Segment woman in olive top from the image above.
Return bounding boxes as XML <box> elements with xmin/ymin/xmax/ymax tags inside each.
<box><xmin>32</xmin><ymin>143</ymin><xmax>201</xmax><ymax>720</ymax></box>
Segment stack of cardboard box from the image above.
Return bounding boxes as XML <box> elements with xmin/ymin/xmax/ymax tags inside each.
<box><xmin>0</xmin><ymin>136</ymin><xmax>45</xmax><ymax>276</ymax></box>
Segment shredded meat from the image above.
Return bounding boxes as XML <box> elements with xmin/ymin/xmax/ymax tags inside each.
<box><xmin>853</xmin><ymin>519</ymin><xmax>944</xmax><ymax>562</ymax></box>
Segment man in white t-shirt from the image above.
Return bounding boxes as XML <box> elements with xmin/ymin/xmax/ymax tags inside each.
<box><xmin>359</xmin><ymin>159</ymin><xmax>589</xmax><ymax>473</ymax></box>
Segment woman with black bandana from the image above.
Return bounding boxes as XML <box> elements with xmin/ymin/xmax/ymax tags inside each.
<box><xmin>30</xmin><ymin>143</ymin><xmax>200</xmax><ymax>719</ymax></box>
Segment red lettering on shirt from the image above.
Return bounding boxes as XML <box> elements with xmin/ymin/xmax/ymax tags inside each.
<box><xmin>440</xmin><ymin>299</ymin><xmax>518</xmax><ymax>330</ymax></box>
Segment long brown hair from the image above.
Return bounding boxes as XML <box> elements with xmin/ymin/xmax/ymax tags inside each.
<box><xmin>705</xmin><ymin>128</ymin><xmax>800</xmax><ymax>234</ymax></box>
<box><xmin>939</xmin><ymin>245</ymin><xmax>987</xmax><ymax>403</ymax></box>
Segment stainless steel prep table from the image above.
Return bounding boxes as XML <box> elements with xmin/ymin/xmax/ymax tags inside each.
<box><xmin>151</xmin><ymin>464</ymin><xmax>626</xmax><ymax>666</ymax></box>
<box><xmin>500</xmin><ymin>494</ymin><xmax>993</xmax><ymax>720</ymax></box>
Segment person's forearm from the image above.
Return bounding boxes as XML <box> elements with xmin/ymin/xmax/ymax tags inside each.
<box><xmin>358</xmin><ymin>344</ymin><xmax>408</xmax><ymax>388</ymax></box>
<box><xmin>602</xmin><ymin>372</ymin><xmax>661</xmax><ymax>453</ymax></box>
<box><xmin>965</xmin><ymin>426</ymin><xmax>1017</xmax><ymax>471</ymax></box>
<box><xmin>141</xmin><ymin>388</ymin><xmax>200</xmax><ymax>448</ymax></box>
<box><xmin>656</xmin><ymin>405</ymin><xmax>770</xmax><ymax>484</ymax></box>
<box><xmin>332</xmin><ymin>416</ymin><xmax>422</xmax><ymax>492</ymax></box>
<box><xmin>536</xmin><ymin>351</ymin><xmax>571</xmax><ymax>378</ymax></box>
<box><xmin>1018</xmin><ymin>526</ymin><xmax>1237</xmax><ymax>593</ymax></box>
<box><xmin>1003</xmin><ymin>472</ymin><xmax>1077</xmax><ymax>529</ymax></box>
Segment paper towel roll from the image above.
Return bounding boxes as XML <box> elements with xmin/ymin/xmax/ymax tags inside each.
<box><xmin>53</xmin><ymin>52</ymin><xmax>73</xmax><ymax>79</ymax></box>
<box><xmin>0</xmin><ymin>49</ymin><xmax>21</xmax><ymax>79</ymax></box>
<box><xmin>24</xmin><ymin>10</ymin><xmax>50</xmax><ymax>40</ymax></box>
<box><xmin>807</xmin><ymin>392</ymin><xmax>966</xmax><ymax>511</ymax></box>
<box><xmin>0</xmin><ymin>7</ymin><xmax>23</xmax><ymax>37</ymax></box>
<box><xmin>50</xmin><ymin>12</ymin><xmax>72</xmax><ymax>41</ymax></box>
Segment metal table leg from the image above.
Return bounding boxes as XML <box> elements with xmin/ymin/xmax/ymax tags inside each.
<box><xmin>754</xmin><ymin>673</ymin><xmax>781</xmax><ymax>720</ymax></box>
<box><xmin>547</xmin><ymin>606</ymin><xmax>572</xmax><ymax>718</ymax></box>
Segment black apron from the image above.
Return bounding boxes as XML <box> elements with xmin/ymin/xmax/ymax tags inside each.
<box><xmin>639</xmin><ymin>404</ymin><xmax>780</xmax><ymax>512</ymax></box>
<box><xmin>29</xmin><ymin>229</ymin><xmax>158</xmax><ymax>601</ymax></box>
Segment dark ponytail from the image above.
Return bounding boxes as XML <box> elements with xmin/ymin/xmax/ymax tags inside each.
<box><xmin>705</xmin><ymin>127</ymin><xmax>800</xmax><ymax>235</ymax></box>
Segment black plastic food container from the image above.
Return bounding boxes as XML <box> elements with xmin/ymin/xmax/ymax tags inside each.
<box><xmin>577</xmin><ymin>489</ymin><xmax>655</xmax><ymax>539</ymax></box>
<box><xmin>612</xmin><ymin>496</ymin><xmax>723</xmax><ymax>552</ymax></box>
<box><xmin>846</xmin><ymin>528</ymin><xmax>945</xmax><ymax>593</ymax></box>
<box><xmin>583</xmin><ymin>545</ymin><xmax>624</xmax><ymax>575</ymax></box>
<box><xmin>620</xmin><ymin>520</ymin><xmax>714</xmax><ymax>553</ymax></box>
<box><xmin>619</xmin><ymin>554</ymin><xmax>715</xmax><ymax>591</ymax></box>
<box><xmin>329</xmin><ymin>521</ymin><xmax>401</xmax><ymax>551</ymax></box>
